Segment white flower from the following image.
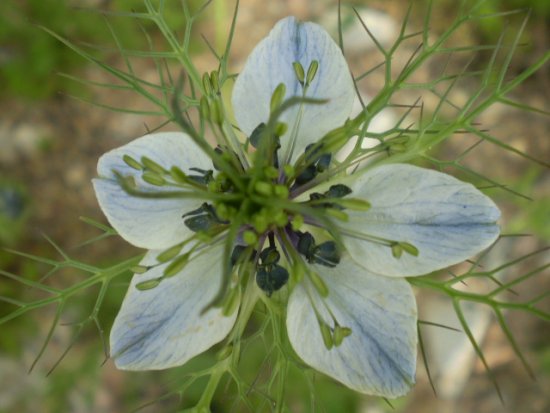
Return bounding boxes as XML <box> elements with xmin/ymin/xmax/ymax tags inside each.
<box><xmin>93</xmin><ymin>17</ymin><xmax>500</xmax><ymax>398</ymax></box>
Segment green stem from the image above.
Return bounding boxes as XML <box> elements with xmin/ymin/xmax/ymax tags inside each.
<box><xmin>0</xmin><ymin>255</ymin><xmax>142</xmax><ymax>325</ymax></box>
<box><xmin>195</xmin><ymin>359</ymin><xmax>229</xmax><ymax>411</ymax></box>
<box><xmin>194</xmin><ymin>276</ymin><xmax>260</xmax><ymax>411</ymax></box>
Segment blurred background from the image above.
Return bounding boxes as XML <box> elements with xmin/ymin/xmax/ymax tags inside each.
<box><xmin>0</xmin><ymin>0</ymin><xmax>548</xmax><ymax>412</ymax></box>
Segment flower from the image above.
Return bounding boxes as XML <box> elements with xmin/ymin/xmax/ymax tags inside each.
<box><xmin>93</xmin><ymin>17</ymin><xmax>500</xmax><ymax>398</ymax></box>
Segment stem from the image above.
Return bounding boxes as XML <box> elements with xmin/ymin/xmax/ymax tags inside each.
<box><xmin>195</xmin><ymin>358</ymin><xmax>230</xmax><ymax>411</ymax></box>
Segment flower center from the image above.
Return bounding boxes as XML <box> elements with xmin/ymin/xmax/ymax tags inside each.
<box><xmin>177</xmin><ymin>126</ymin><xmax>355</xmax><ymax>297</ymax></box>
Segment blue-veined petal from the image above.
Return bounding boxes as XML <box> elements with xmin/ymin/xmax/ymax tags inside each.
<box><xmin>110</xmin><ymin>244</ymin><xmax>237</xmax><ymax>370</ymax></box>
<box><xmin>232</xmin><ymin>16</ymin><xmax>355</xmax><ymax>161</ymax></box>
<box><xmin>343</xmin><ymin>164</ymin><xmax>501</xmax><ymax>277</ymax></box>
<box><xmin>286</xmin><ymin>257</ymin><xmax>417</xmax><ymax>397</ymax></box>
<box><xmin>93</xmin><ymin>132</ymin><xmax>211</xmax><ymax>250</ymax></box>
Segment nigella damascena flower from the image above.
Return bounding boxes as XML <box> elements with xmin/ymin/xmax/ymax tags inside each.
<box><xmin>93</xmin><ymin>17</ymin><xmax>500</xmax><ymax>397</ymax></box>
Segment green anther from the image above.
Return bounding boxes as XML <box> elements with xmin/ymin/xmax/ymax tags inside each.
<box><xmin>292</xmin><ymin>260</ymin><xmax>305</xmax><ymax>283</ymax></box>
<box><xmin>199</xmin><ymin>96</ymin><xmax>210</xmax><ymax>119</ymax></box>
<box><xmin>163</xmin><ymin>253</ymin><xmax>190</xmax><ymax>278</ymax></box>
<box><xmin>254</xmin><ymin>181</ymin><xmax>273</xmax><ymax>196</ymax></box>
<box><xmin>320</xmin><ymin>322</ymin><xmax>334</xmax><ymax>350</ymax></box>
<box><xmin>136</xmin><ymin>278</ymin><xmax>161</xmax><ymax>291</ymax></box>
<box><xmin>141</xmin><ymin>156</ymin><xmax>166</xmax><ymax>174</ymax></box>
<box><xmin>306</xmin><ymin>60</ymin><xmax>319</xmax><ymax>85</ymax></box>
<box><xmin>391</xmin><ymin>243</ymin><xmax>403</xmax><ymax>259</ymax></box>
<box><xmin>291</xmin><ymin>214</ymin><xmax>304</xmax><ymax>231</ymax></box>
<box><xmin>130</xmin><ymin>265</ymin><xmax>149</xmax><ymax>274</ymax></box>
<box><xmin>211</xmin><ymin>99</ymin><xmax>224</xmax><ymax>125</ymax></box>
<box><xmin>274</xmin><ymin>184</ymin><xmax>289</xmax><ymax>199</ymax></box>
<box><xmin>292</xmin><ymin>61</ymin><xmax>305</xmax><ymax>84</ymax></box>
<box><xmin>325</xmin><ymin>208</ymin><xmax>349</xmax><ymax>222</ymax></box>
<box><xmin>122</xmin><ymin>154</ymin><xmax>142</xmax><ymax>170</ymax></box>
<box><xmin>243</xmin><ymin>230</ymin><xmax>258</xmax><ymax>246</ymax></box>
<box><xmin>222</xmin><ymin>286</ymin><xmax>240</xmax><ymax>316</ymax></box>
<box><xmin>209</xmin><ymin>71</ymin><xmax>219</xmax><ymax>93</ymax></box>
<box><xmin>270</xmin><ymin>83</ymin><xmax>286</xmax><ymax>113</ymax></box>
<box><xmin>335</xmin><ymin>198</ymin><xmax>371</xmax><ymax>211</ymax></box>
<box><xmin>264</xmin><ymin>166</ymin><xmax>279</xmax><ymax>179</ymax></box>
<box><xmin>275</xmin><ymin>122</ymin><xmax>288</xmax><ymax>137</ymax></box>
<box><xmin>309</xmin><ymin>270</ymin><xmax>329</xmax><ymax>297</ymax></box>
<box><xmin>334</xmin><ymin>326</ymin><xmax>352</xmax><ymax>346</ymax></box>
<box><xmin>141</xmin><ymin>171</ymin><xmax>166</xmax><ymax>186</ymax></box>
<box><xmin>170</xmin><ymin>166</ymin><xmax>188</xmax><ymax>184</ymax></box>
<box><xmin>202</xmin><ymin>72</ymin><xmax>212</xmax><ymax>95</ymax></box>
<box><xmin>400</xmin><ymin>242</ymin><xmax>419</xmax><ymax>257</ymax></box>
<box><xmin>156</xmin><ymin>244</ymin><xmax>183</xmax><ymax>262</ymax></box>
<box><xmin>273</xmin><ymin>210</ymin><xmax>288</xmax><ymax>227</ymax></box>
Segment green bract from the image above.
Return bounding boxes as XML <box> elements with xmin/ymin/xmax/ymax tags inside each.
<box><xmin>93</xmin><ymin>16</ymin><xmax>500</xmax><ymax>398</ymax></box>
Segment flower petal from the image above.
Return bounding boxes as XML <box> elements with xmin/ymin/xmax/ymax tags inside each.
<box><xmin>343</xmin><ymin>164</ymin><xmax>501</xmax><ymax>277</ymax></box>
<box><xmin>93</xmin><ymin>132</ymin><xmax>212</xmax><ymax>249</ymax></box>
<box><xmin>232</xmin><ymin>16</ymin><xmax>355</xmax><ymax>160</ymax></box>
<box><xmin>286</xmin><ymin>257</ymin><xmax>417</xmax><ymax>397</ymax></box>
<box><xmin>110</xmin><ymin>244</ymin><xmax>237</xmax><ymax>370</ymax></box>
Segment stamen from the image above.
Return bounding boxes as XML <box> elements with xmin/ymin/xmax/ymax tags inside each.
<box><xmin>202</xmin><ymin>72</ymin><xmax>213</xmax><ymax>95</ymax></box>
<box><xmin>141</xmin><ymin>171</ymin><xmax>166</xmax><ymax>186</ymax></box>
<box><xmin>311</xmin><ymin>241</ymin><xmax>340</xmax><ymax>267</ymax></box>
<box><xmin>135</xmin><ymin>278</ymin><xmax>161</xmax><ymax>291</ymax></box>
<box><xmin>333</xmin><ymin>325</ymin><xmax>352</xmax><ymax>347</ymax></box>
<box><xmin>182</xmin><ymin>203</ymin><xmax>226</xmax><ymax>232</ymax></box>
<box><xmin>305</xmin><ymin>60</ymin><xmax>319</xmax><ymax>86</ymax></box>
<box><xmin>209</xmin><ymin>71</ymin><xmax>220</xmax><ymax>93</ymax></box>
<box><xmin>163</xmin><ymin>253</ymin><xmax>191</xmax><ymax>278</ymax></box>
<box><xmin>305</xmin><ymin>281</ymin><xmax>354</xmax><ymax>349</ymax></box>
<box><xmin>308</xmin><ymin>269</ymin><xmax>329</xmax><ymax>297</ymax></box>
<box><xmin>319</xmin><ymin>322</ymin><xmax>334</xmax><ymax>350</ymax></box>
<box><xmin>292</xmin><ymin>61</ymin><xmax>305</xmax><ymax>85</ymax></box>
<box><xmin>156</xmin><ymin>243</ymin><xmax>184</xmax><ymax>262</ymax></box>
<box><xmin>130</xmin><ymin>265</ymin><xmax>150</xmax><ymax>274</ymax></box>
<box><xmin>255</xmin><ymin>243</ymin><xmax>290</xmax><ymax>296</ymax></box>
<box><xmin>169</xmin><ymin>166</ymin><xmax>188</xmax><ymax>184</ymax></box>
<box><xmin>270</xmin><ymin>83</ymin><xmax>287</xmax><ymax>113</ymax></box>
<box><xmin>122</xmin><ymin>154</ymin><xmax>142</xmax><ymax>170</ymax></box>
<box><xmin>140</xmin><ymin>156</ymin><xmax>167</xmax><ymax>174</ymax></box>
<box><xmin>187</xmin><ymin>168</ymin><xmax>214</xmax><ymax>185</ymax></box>
<box><xmin>391</xmin><ymin>241</ymin><xmax>419</xmax><ymax>258</ymax></box>
<box><xmin>293</xmin><ymin>144</ymin><xmax>333</xmax><ymax>187</ymax></box>
<box><xmin>249</xmin><ymin>123</ymin><xmax>266</xmax><ymax>148</ymax></box>
<box><xmin>256</xmin><ymin>265</ymin><xmax>289</xmax><ymax>297</ymax></box>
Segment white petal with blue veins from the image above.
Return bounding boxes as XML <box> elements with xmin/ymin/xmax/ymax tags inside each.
<box><xmin>286</xmin><ymin>257</ymin><xmax>417</xmax><ymax>397</ymax></box>
<box><xmin>343</xmin><ymin>164</ymin><xmax>501</xmax><ymax>277</ymax></box>
<box><xmin>93</xmin><ymin>132</ymin><xmax>212</xmax><ymax>250</ymax></box>
<box><xmin>232</xmin><ymin>16</ymin><xmax>355</xmax><ymax>161</ymax></box>
<box><xmin>110</xmin><ymin>244</ymin><xmax>236</xmax><ymax>370</ymax></box>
